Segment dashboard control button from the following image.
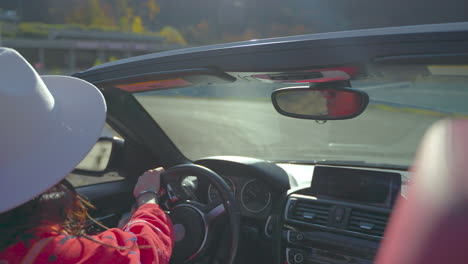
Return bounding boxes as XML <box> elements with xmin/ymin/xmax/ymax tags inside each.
<box><xmin>334</xmin><ymin>207</ymin><xmax>345</xmax><ymax>222</ymax></box>
<box><xmin>294</xmin><ymin>253</ymin><xmax>304</xmax><ymax>263</ymax></box>
<box><xmin>287</xmin><ymin>231</ymin><xmax>297</xmax><ymax>243</ymax></box>
<box><xmin>296</xmin><ymin>233</ymin><xmax>304</xmax><ymax>241</ymax></box>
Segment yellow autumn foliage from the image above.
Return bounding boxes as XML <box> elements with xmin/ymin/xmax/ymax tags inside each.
<box><xmin>159</xmin><ymin>26</ymin><xmax>187</xmax><ymax>45</ymax></box>
<box><xmin>131</xmin><ymin>16</ymin><xmax>144</xmax><ymax>33</ymax></box>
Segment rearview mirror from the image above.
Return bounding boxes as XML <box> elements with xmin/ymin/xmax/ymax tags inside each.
<box><xmin>271</xmin><ymin>87</ymin><xmax>369</xmax><ymax>120</ymax></box>
<box><xmin>74</xmin><ymin>137</ymin><xmax>124</xmax><ymax>175</ymax></box>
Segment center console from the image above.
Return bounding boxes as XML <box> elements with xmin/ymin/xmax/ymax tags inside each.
<box><xmin>280</xmin><ymin>166</ymin><xmax>401</xmax><ymax>264</ymax></box>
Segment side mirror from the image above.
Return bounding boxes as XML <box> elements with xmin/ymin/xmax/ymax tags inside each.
<box><xmin>271</xmin><ymin>87</ymin><xmax>369</xmax><ymax>120</ymax></box>
<box><xmin>73</xmin><ymin>137</ymin><xmax>124</xmax><ymax>176</ymax></box>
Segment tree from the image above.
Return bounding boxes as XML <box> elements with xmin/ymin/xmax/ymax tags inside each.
<box><xmin>65</xmin><ymin>0</ymin><xmax>90</xmax><ymax>25</ymax></box>
<box><xmin>160</xmin><ymin>26</ymin><xmax>187</xmax><ymax>45</ymax></box>
<box><xmin>147</xmin><ymin>0</ymin><xmax>160</xmax><ymax>21</ymax></box>
<box><xmin>65</xmin><ymin>0</ymin><xmax>117</xmax><ymax>29</ymax></box>
<box><xmin>117</xmin><ymin>0</ymin><xmax>133</xmax><ymax>31</ymax></box>
<box><xmin>131</xmin><ymin>16</ymin><xmax>144</xmax><ymax>33</ymax></box>
<box><xmin>89</xmin><ymin>0</ymin><xmax>116</xmax><ymax>29</ymax></box>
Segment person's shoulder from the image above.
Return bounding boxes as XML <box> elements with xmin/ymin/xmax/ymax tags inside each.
<box><xmin>0</xmin><ymin>233</ymin><xmax>61</xmax><ymax>263</ymax></box>
<box><xmin>0</xmin><ymin>239</ymin><xmax>29</xmax><ymax>263</ymax></box>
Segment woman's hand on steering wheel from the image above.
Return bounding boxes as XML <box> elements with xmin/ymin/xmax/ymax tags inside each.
<box><xmin>119</xmin><ymin>167</ymin><xmax>165</xmax><ymax>228</ymax></box>
<box><xmin>133</xmin><ymin>167</ymin><xmax>164</xmax><ymax>197</ymax></box>
<box><xmin>133</xmin><ymin>167</ymin><xmax>164</xmax><ymax>206</ymax></box>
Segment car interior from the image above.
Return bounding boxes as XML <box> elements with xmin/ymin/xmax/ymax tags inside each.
<box><xmin>69</xmin><ymin>22</ymin><xmax>468</xmax><ymax>264</ymax></box>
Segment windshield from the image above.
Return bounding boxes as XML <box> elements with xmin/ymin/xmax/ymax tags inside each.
<box><xmin>4</xmin><ymin>1</ymin><xmax>466</xmax><ymax>167</ymax></box>
<box><xmin>134</xmin><ymin>65</ymin><xmax>468</xmax><ymax>167</ymax></box>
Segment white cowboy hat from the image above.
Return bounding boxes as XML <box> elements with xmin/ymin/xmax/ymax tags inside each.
<box><xmin>0</xmin><ymin>48</ymin><xmax>107</xmax><ymax>213</ymax></box>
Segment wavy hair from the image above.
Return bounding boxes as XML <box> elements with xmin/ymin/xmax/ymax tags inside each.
<box><xmin>0</xmin><ymin>179</ymin><xmax>103</xmax><ymax>251</ymax></box>
<box><xmin>0</xmin><ymin>179</ymin><xmax>152</xmax><ymax>253</ymax></box>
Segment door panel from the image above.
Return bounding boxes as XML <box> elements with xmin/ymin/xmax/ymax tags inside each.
<box><xmin>77</xmin><ymin>180</ymin><xmax>135</xmax><ymax>232</ymax></box>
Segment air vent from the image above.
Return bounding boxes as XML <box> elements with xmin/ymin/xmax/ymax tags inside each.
<box><xmin>347</xmin><ymin>209</ymin><xmax>390</xmax><ymax>237</ymax></box>
<box><xmin>288</xmin><ymin>198</ymin><xmax>331</xmax><ymax>226</ymax></box>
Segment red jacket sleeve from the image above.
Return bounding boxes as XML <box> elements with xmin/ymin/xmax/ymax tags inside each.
<box><xmin>21</xmin><ymin>204</ymin><xmax>174</xmax><ymax>264</ymax></box>
<box><xmin>121</xmin><ymin>203</ymin><xmax>174</xmax><ymax>263</ymax></box>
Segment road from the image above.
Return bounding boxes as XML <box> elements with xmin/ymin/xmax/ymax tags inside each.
<box><xmin>135</xmin><ymin>77</ymin><xmax>468</xmax><ymax>168</ymax></box>
<box><xmin>136</xmin><ymin>96</ymin><xmax>447</xmax><ymax>167</ymax></box>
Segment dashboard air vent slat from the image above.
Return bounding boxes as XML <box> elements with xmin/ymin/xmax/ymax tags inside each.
<box><xmin>288</xmin><ymin>199</ymin><xmax>331</xmax><ymax>227</ymax></box>
<box><xmin>347</xmin><ymin>208</ymin><xmax>390</xmax><ymax>237</ymax></box>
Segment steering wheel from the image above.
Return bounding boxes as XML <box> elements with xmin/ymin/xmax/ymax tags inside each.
<box><xmin>160</xmin><ymin>164</ymin><xmax>240</xmax><ymax>264</ymax></box>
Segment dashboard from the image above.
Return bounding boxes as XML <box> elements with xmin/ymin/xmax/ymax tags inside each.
<box><xmin>175</xmin><ymin>156</ymin><xmax>408</xmax><ymax>264</ymax></box>
<box><xmin>177</xmin><ymin>173</ymin><xmax>276</xmax><ymax>217</ymax></box>
<box><xmin>208</xmin><ymin>176</ymin><xmax>273</xmax><ymax>214</ymax></box>
<box><xmin>280</xmin><ymin>165</ymin><xmax>404</xmax><ymax>264</ymax></box>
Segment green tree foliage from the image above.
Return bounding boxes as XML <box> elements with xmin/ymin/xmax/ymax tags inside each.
<box><xmin>65</xmin><ymin>1</ymin><xmax>90</xmax><ymax>25</ymax></box>
<box><xmin>9</xmin><ymin>0</ymin><xmax>313</xmax><ymax>46</ymax></box>
<box><xmin>89</xmin><ymin>0</ymin><xmax>116</xmax><ymax>28</ymax></box>
<box><xmin>8</xmin><ymin>0</ymin><xmax>321</xmax><ymax>46</ymax></box>
<box><xmin>117</xmin><ymin>0</ymin><xmax>133</xmax><ymax>32</ymax></box>
<box><xmin>65</xmin><ymin>0</ymin><xmax>117</xmax><ymax>30</ymax></box>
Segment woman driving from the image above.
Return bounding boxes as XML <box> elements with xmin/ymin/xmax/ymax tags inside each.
<box><xmin>0</xmin><ymin>48</ymin><xmax>174</xmax><ymax>264</ymax></box>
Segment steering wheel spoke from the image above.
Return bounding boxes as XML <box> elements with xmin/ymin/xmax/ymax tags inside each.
<box><xmin>205</xmin><ymin>203</ymin><xmax>226</xmax><ymax>224</ymax></box>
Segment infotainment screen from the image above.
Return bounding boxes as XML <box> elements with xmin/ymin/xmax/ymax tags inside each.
<box><xmin>310</xmin><ymin>166</ymin><xmax>401</xmax><ymax>208</ymax></box>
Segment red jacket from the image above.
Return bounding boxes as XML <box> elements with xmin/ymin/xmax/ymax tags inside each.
<box><xmin>0</xmin><ymin>204</ymin><xmax>174</xmax><ymax>264</ymax></box>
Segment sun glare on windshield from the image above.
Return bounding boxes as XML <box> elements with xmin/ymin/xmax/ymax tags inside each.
<box><xmin>133</xmin><ymin>64</ymin><xmax>468</xmax><ymax>167</ymax></box>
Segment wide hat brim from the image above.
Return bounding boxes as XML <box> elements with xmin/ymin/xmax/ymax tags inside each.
<box><xmin>0</xmin><ymin>75</ymin><xmax>106</xmax><ymax>213</ymax></box>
